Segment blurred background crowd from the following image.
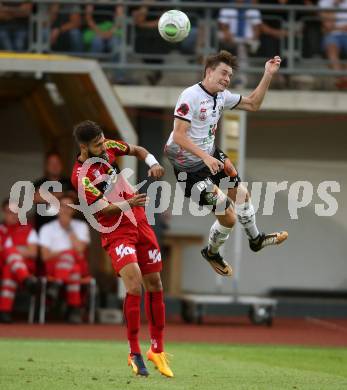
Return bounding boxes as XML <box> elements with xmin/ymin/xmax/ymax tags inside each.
<box><xmin>0</xmin><ymin>0</ymin><xmax>347</xmax><ymax>89</ymax></box>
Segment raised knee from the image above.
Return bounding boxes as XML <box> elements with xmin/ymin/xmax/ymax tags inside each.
<box><xmin>224</xmin><ymin>208</ymin><xmax>237</xmax><ymax>227</ymax></box>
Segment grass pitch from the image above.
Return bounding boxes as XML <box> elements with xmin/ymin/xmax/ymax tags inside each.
<box><xmin>0</xmin><ymin>339</ymin><xmax>346</xmax><ymax>390</ymax></box>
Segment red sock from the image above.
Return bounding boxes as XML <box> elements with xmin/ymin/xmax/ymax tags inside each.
<box><xmin>123</xmin><ymin>293</ymin><xmax>141</xmax><ymax>355</ymax></box>
<box><xmin>145</xmin><ymin>291</ymin><xmax>165</xmax><ymax>353</ymax></box>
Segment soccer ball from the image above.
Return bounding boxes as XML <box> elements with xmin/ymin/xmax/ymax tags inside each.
<box><xmin>158</xmin><ymin>10</ymin><xmax>190</xmax><ymax>43</ymax></box>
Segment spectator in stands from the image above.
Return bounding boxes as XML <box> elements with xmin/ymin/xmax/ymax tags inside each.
<box><xmin>39</xmin><ymin>195</ymin><xmax>90</xmax><ymax>324</ymax></box>
<box><xmin>257</xmin><ymin>0</ymin><xmax>289</xmax><ymax>59</ymax></box>
<box><xmin>132</xmin><ymin>0</ymin><xmax>172</xmax><ymax>85</ymax></box>
<box><xmin>319</xmin><ymin>0</ymin><xmax>347</xmax><ymax>89</ymax></box>
<box><xmin>0</xmin><ymin>2</ymin><xmax>32</xmax><ymax>51</ymax></box>
<box><xmin>84</xmin><ymin>4</ymin><xmax>125</xmax><ymax>82</ymax></box>
<box><xmin>179</xmin><ymin>0</ymin><xmax>205</xmax><ymax>56</ymax></box>
<box><xmin>0</xmin><ymin>223</ymin><xmax>7</xmax><ymax>321</ymax></box>
<box><xmin>0</xmin><ymin>199</ymin><xmax>39</xmax><ymax>323</ymax></box>
<box><xmin>218</xmin><ymin>0</ymin><xmax>262</xmax><ymax>87</ymax></box>
<box><xmin>84</xmin><ymin>4</ymin><xmax>123</xmax><ymax>55</ymax></box>
<box><xmin>300</xmin><ymin>0</ymin><xmax>322</xmax><ymax>59</ymax></box>
<box><xmin>33</xmin><ymin>151</ymin><xmax>75</xmax><ymax>232</ymax></box>
<box><xmin>47</xmin><ymin>3</ymin><xmax>83</xmax><ymax>52</ymax></box>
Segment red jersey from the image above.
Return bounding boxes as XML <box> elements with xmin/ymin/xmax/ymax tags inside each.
<box><xmin>0</xmin><ymin>224</ymin><xmax>8</xmax><ymax>266</ymax></box>
<box><xmin>71</xmin><ymin>139</ymin><xmax>147</xmax><ymax>247</ymax></box>
<box><xmin>5</xmin><ymin>223</ymin><xmax>38</xmax><ymax>248</ymax></box>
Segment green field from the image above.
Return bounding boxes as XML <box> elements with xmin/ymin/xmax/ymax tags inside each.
<box><xmin>0</xmin><ymin>339</ymin><xmax>346</xmax><ymax>390</ymax></box>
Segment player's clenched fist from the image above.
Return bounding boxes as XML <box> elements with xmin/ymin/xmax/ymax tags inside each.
<box><xmin>203</xmin><ymin>155</ymin><xmax>224</xmax><ymax>175</ymax></box>
<box><xmin>148</xmin><ymin>164</ymin><xmax>165</xmax><ymax>179</ymax></box>
<box><xmin>265</xmin><ymin>56</ymin><xmax>281</xmax><ymax>75</ymax></box>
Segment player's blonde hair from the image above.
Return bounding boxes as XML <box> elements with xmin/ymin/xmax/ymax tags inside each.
<box><xmin>204</xmin><ymin>50</ymin><xmax>238</xmax><ymax>77</ymax></box>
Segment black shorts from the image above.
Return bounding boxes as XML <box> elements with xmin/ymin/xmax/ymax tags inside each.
<box><xmin>174</xmin><ymin>148</ymin><xmax>241</xmax><ymax>207</ymax></box>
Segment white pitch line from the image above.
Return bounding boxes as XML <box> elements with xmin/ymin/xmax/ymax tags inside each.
<box><xmin>306</xmin><ymin>317</ymin><xmax>347</xmax><ymax>333</ymax></box>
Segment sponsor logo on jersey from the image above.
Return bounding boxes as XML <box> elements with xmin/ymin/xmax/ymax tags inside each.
<box><xmin>105</xmin><ymin>140</ymin><xmax>128</xmax><ymax>152</ymax></box>
<box><xmin>115</xmin><ymin>244</ymin><xmax>136</xmax><ymax>259</ymax></box>
<box><xmin>104</xmin><ymin>168</ymin><xmax>117</xmax><ymax>193</ymax></box>
<box><xmin>177</xmin><ymin>103</ymin><xmax>189</xmax><ymax>116</ymax></box>
<box><xmin>199</xmin><ymin>108</ymin><xmax>207</xmax><ymax>121</ymax></box>
<box><xmin>82</xmin><ymin>177</ymin><xmax>102</xmax><ymax>196</ymax></box>
<box><xmin>148</xmin><ymin>249</ymin><xmax>161</xmax><ymax>263</ymax></box>
<box><xmin>200</xmin><ymin>99</ymin><xmax>209</xmax><ymax>105</ymax></box>
<box><xmin>209</xmin><ymin>124</ymin><xmax>217</xmax><ymax>136</ymax></box>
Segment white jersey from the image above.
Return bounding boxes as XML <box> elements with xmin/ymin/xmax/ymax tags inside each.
<box><xmin>165</xmin><ymin>82</ymin><xmax>241</xmax><ymax>171</ymax></box>
<box><xmin>39</xmin><ymin>219</ymin><xmax>90</xmax><ymax>253</ymax></box>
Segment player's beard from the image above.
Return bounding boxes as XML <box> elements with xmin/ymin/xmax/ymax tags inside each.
<box><xmin>87</xmin><ymin>148</ymin><xmax>109</xmax><ymax>162</ymax></box>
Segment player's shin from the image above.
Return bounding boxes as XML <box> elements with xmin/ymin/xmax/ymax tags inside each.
<box><xmin>208</xmin><ymin>220</ymin><xmax>233</xmax><ymax>255</ymax></box>
<box><xmin>145</xmin><ymin>291</ymin><xmax>165</xmax><ymax>353</ymax></box>
<box><xmin>235</xmin><ymin>201</ymin><xmax>260</xmax><ymax>240</ymax></box>
<box><xmin>123</xmin><ymin>293</ymin><xmax>141</xmax><ymax>354</ymax></box>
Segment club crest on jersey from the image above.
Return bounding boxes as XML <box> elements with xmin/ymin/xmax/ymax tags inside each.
<box><xmin>177</xmin><ymin>103</ymin><xmax>189</xmax><ymax>116</ymax></box>
<box><xmin>199</xmin><ymin>108</ymin><xmax>207</xmax><ymax>121</ymax></box>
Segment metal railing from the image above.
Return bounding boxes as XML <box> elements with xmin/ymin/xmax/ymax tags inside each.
<box><xmin>1</xmin><ymin>0</ymin><xmax>347</xmax><ymax>77</ymax></box>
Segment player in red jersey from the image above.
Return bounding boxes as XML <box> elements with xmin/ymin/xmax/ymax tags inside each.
<box><xmin>71</xmin><ymin>120</ymin><xmax>173</xmax><ymax>377</ymax></box>
<box><xmin>0</xmin><ymin>199</ymin><xmax>39</xmax><ymax>323</ymax></box>
<box><xmin>0</xmin><ymin>223</ymin><xmax>9</xmax><ymax>282</ymax></box>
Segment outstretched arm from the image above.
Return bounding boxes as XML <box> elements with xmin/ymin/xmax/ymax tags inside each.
<box><xmin>237</xmin><ymin>56</ymin><xmax>281</xmax><ymax>112</ymax></box>
<box><xmin>127</xmin><ymin>144</ymin><xmax>164</xmax><ymax>179</ymax></box>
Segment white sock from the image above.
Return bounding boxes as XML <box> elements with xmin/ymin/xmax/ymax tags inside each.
<box><xmin>235</xmin><ymin>201</ymin><xmax>259</xmax><ymax>240</ymax></box>
<box><xmin>208</xmin><ymin>220</ymin><xmax>233</xmax><ymax>255</ymax></box>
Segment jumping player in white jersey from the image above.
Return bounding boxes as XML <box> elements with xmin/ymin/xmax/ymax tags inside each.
<box><xmin>165</xmin><ymin>50</ymin><xmax>288</xmax><ymax>276</ymax></box>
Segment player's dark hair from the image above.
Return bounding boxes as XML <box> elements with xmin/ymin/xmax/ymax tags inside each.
<box><xmin>204</xmin><ymin>50</ymin><xmax>238</xmax><ymax>77</ymax></box>
<box><xmin>73</xmin><ymin>120</ymin><xmax>103</xmax><ymax>144</ymax></box>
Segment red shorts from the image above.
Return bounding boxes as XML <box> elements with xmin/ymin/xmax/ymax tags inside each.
<box><xmin>106</xmin><ymin>220</ymin><xmax>162</xmax><ymax>275</ymax></box>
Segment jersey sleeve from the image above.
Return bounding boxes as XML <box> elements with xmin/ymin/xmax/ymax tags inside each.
<box><xmin>81</xmin><ymin>176</ymin><xmax>104</xmax><ymax>206</ymax></box>
<box><xmin>104</xmin><ymin>139</ymin><xmax>130</xmax><ymax>157</ymax></box>
<box><xmin>71</xmin><ymin>163</ymin><xmax>105</xmax><ymax>206</ymax></box>
<box><xmin>224</xmin><ymin>90</ymin><xmax>242</xmax><ymax>110</ymax></box>
<box><xmin>174</xmin><ymin>89</ymin><xmax>196</xmax><ymax>123</ymax></box>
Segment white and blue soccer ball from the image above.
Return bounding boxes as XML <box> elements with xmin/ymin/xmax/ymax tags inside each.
<box><xmin>158</xmin><ymin>10</ymin><xmax>191</xmax><ymax>43</ymax></box>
